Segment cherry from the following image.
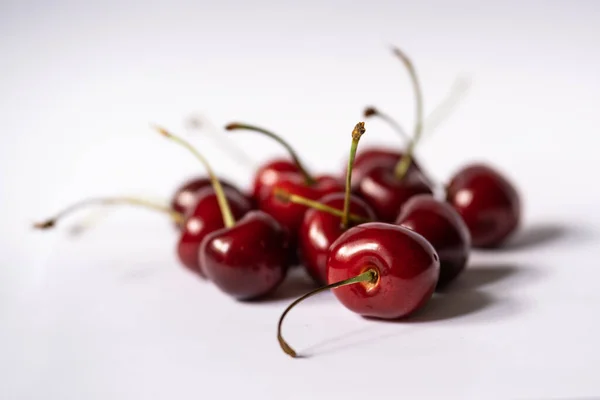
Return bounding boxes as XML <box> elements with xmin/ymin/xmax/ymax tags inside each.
<box><xmin>292</xmin><ymin>122</ymin><xmax>377</xmax><ymax>284</ymax></box>
<box><xmin>446</xmin><ymin>163</ymin><xmax>521</xmax><ymax>248</ymax></box>
<box><xmin>248</xmin><ymin>158</ymin><xmax>299</xmax><ymax>201</ymax></box>
<box><xmin>201</xmin><ymin>210</ymin><xmax>289</xmax><ymax>300</ymax></box>
<box><xmin>170</xmin><ymin>176</ymin><xmax>247</xmax><ymax>219</ymax></box>
<box><xmin>277</xmin><ymin>222</ymin><xmax>440</xmax><ymax>357</ymax></box>
<box><xmin>396</xmin><ymin>194</ymin><xmax>470</xmax><ymax>288</ymax></box>
<box><xmin>225</xmin><ymin>122</ymin><xmax>343</xmax><ymax>244</ymax></box>
<box><xmin>357</xmin><ymin>47</ymin><xmax>434</xmax><ymax>221</ymax></box>
<box><xmin>177</xmin><ymin>186</ymin><xmax>252</xmax><ymax>276</ymax></box>
<box><xmin>160</xmin><ymin>126</ymin><xmax>290</xmax><ymax>299</ymax></box>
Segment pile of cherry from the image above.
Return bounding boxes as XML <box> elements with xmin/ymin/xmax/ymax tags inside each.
<box><xmin>35</xmin><ymin>47</ymin><xmax>521</xmax><ymax>358</ymax></box>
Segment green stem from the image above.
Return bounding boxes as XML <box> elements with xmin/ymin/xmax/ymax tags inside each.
<box><xmin>277</xmin><ymin>268</ymin><xmax>379</xmax><ymax>358</ymax></box>
<box><xmin>391</xmin><ymin>46</ymin><xmax>424</xmax><ymax>180</ymax></box>
<box><xmin>341</xmin><ymin>122</ymin><xmax>366</xmax><ymax>229</ymax></box>
<box><xmin>33</xmin><ymin>196</ymin><xmax>183</xmax><ymax>230</ymax></box>
<box><xmin>155</xmin><ymin>125</ymin><xmax>235</xmax><ymax>228</ymax></box>
<box><xmin>225</xmin><ymin>122</ymin><xmax>316</xmax><ymax>186</ymax></box>
<box><xmin>273</xmin><ymin>188</ymin><xmax>371</xmax><ymax>224</ymax></box>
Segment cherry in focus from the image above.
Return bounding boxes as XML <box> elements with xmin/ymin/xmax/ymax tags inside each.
<box><xmin>201</xmin><ymin>210</ymin><xmax>290</xmax><ymax>300</ymax></box>
<box><xmin>446</xmin><ymin>163</ymin><xmax>521</xmax><ymax>248</ymax></box>
<box><xmin>396</xmin><ymin>194</ymin><xmax>470</xmax><ymax>288</ymax></box>
<box><xmin>177</xmin><ymin>186</ymin><xmax>252</xmax><ymax>276</ymax></box>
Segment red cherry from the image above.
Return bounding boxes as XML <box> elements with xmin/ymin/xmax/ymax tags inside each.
<box><xmin>446</xmin><ymin>163</ymin><xmax>521</xmax><ymax>248</ymax></box>
<box><xmin>176</xmin><ymin>186</ymin><xmax>252</xmax><ymax>277</ymax></box>
<box><xmin>277</xmin><ymin>221</ymin><xmax>439</xmax><ymax>357</ymax></box>
<box><xmin>396</xmin><ymin>194</ymin><xmax>470</xmax><ymax>288</ymax></box>
<box><xmin>225</xmin><ymin>121</ymin><xmax>343</xmax><ymax>241</ymax></box>
<box><xmin>250</xmin><ymin>159</ymin><xmax>299</xmax><ymax>201</ymax></box>
<box><xmin>357</xmin><ymin>167</ymin><xmax>434</xmax><ymax>222</ymax></box>
<box><xmin>201</xmin><ymin>210</ymin><xmax>289</xmax><ymax>300</ymax></box>
<box><xmin>170</xmin><ymin>176</ymin><xmax>251</xmax><ymax>219</ymax></box>
<box><xmin>260</xmin><ymin>175</ymin><xmax>343</xmax><ymax>241</ymax></box>
<box><xmin>327</xmin><ymin>222</ymin><xmax>439</xmax><ymax>319</ymax></box>
<box><xmin>299</xmin><ymin>193</ymin><xmax>375</xmax><ymax>284</ymax></box>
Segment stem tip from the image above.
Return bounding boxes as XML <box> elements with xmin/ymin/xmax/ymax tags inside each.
<box><xmin>363</xmin><ymin>107</ymin><xmax>378</xmax><ymax>117</ymax></box>
<box><xmin>33</xmin><ymin>220</ymin><xmax>55</xmax><ymax>230</ymax></box>
<box><xmin>352</xmin><ymin>122</ymin><xmax>366</xmax><ymax>141</ymax></box>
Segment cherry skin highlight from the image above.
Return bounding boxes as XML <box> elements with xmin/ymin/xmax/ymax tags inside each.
<box><xmin>396</xmin><ymin>194</ymin><xmax>470</xmax><ymax>289</ymax></box>
<box><xmin>171</xmin><ymin>176</ymin><xmax>249</xmax><ymax>217</ymax></box>
<box><xmin>201</xmin><ymin>210</ymin><xmax>289</xmax><ymax>300</ymax></box>
<box><xmin>349</xmin><ymin>148</ymin><xmax>423</xmax><ymax>191</ymax></box>
<box><xmin>357</xmin><ymin>166</ymin><xmax>434</xmax><ymax>223</ymax></box>
<box><xmin>327</xmin><ymin>222</ymin><xmax>440</xmax><ymax>319</ymax></box>
<box><xmin>260</xmin><ymin>175</ymin><xmax>343</xmax><ymax>244</ymax></box>
<box><xmin>177</xmin><ymin>186</ymin><xmax>253</xmax><ymax>277</ymax></box>
<box><xmin>446</xmin><ymin>163</ymin><xmax>520</xmax><ymax>248</ymax></box>
<box><xmin>251</xmin><ymin>159</ymin><xmax>299</xmax><ymax>202</ymax></box>
<box><xmin>299</xmin><ymin>193</ymin><xmax>376</xmax><ymax>284</ymax></box>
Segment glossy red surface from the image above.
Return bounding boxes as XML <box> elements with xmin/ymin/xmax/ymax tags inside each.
<box><xmin>176</xmin><ymin>187</ymin><xmax>253</xmax><ymax>277</ymax></box>
<box><xmin>201</xmin><ymin>211</ymin><xmax>290</xmax><ymax>300</ymax></box>
<box><xmin>327</xmin><ymin>222</ymin><xmax>439</xmax><ymax>319</ymax></box>
<box><xmin>170</xmin><ymin>176</ymin><xmax>246</xmax><ymax>217</ymax></box>
<box><xmin>259</xmin><ymin>175</ymin><xmax>343</xmax><ymax>243</ymax></box>
<box><xmin>251</xmin><ymin>159</ymin><xmax>299</xmax><ymax>202</ymax></box>
<box><xmin>298</xmin><ymin>193</ymin><xmax>376</xmax><ymax>285</ymax></box>
<box><xmin>357</xmin><ymin>166</ymin><xmax>434</xmax><ymax>222</ymax></box>
<box><xmin>446</xmin><ymin>163</ymin><xmax>520</xmax><ymax>248</ymax></box>
<box><xmin>396</xmin><ymin>195</ymin><xmax>471</xmax><ymax>289</ymax></box>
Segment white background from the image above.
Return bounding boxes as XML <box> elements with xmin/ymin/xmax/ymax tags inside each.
<box><xmin>1</xmin><ymin>0</ymin><xmax>599</xmax><ymax>399</ymax></box>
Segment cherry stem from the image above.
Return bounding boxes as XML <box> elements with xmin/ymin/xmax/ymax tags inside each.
<box><xmin>363</xmin><ymin>107</ymin><xmax>409</xmax><ymax>141</ymax></box>
<box><xmin>341</xmin><ymin>122</ymin><xmax>366</xmax><ymax>229</ymax></box>
<box><xmin>277</xmin><ymin>268</ymin><xmax>379</xmax><ymax>358</ymax></box>
<box><xmin>154</xmin><ymin>125</ymin><xmax>236</xmax><ymax>228</ymax></box>
<box><xmin>420</xmin><ymin>75</ymin><xmax>471</xmax><ymax>136</ymax></box>
<box><xmin>225</xmin><ymin>122</ymin><xmax>316</xmax><ymax>186</ymax></box>
<box><xmin>33</xmin><ymin>197</ymin><xmax>183</xmax><ymax>230</ymax></box>
<box><xmin>391</xmin><ymin>46</ymin><xmax>424</xmax><ymax>180</ymax></box>
<box><xmin>185</xmin><ymin>114</ymin><xmax>257</xmax><ymax>169</ymax></box>
<box><xmin>273</xmin><ymin>188</ymin><xmax>371</xmax><ymax>224</ymax></box>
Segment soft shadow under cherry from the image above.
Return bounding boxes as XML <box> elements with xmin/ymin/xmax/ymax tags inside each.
<box><xmin>254</xmin><ymin>268</ymin><xmax>320</xmax><ymax>302</ymax></box>
<box><xmin>495</xmin><ymin>222</ymin><xmax>591</xmax><ymax>251</ymax></box>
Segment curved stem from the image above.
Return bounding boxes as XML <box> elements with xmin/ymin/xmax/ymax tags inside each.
<box><xmin>342</xmin><ymin>122</ymin><xmax>365</xmax><ymax>229</ymax></box>
<box><xmin>274</xmin><ymin>188</ymin><xmax>371</xmax><ymax>224</ymax></box>
<box><xmin>33</xmin><ymin>197</ymin><xmax>183</xmax><ymax>230</ymax></box>
<box><xmin>185</xmin><ymin>114</ymin><xmax>257</xmax><ymax>169</ymax></box>
<box><xmin>422</xmin><ymin>75</ymin><xmax>471</xmax><ymax>136</ymax></box>
<box><xmin>154</xmin><ymin>125</ymin><xmax>235</xmax><ymax>228</ymax></box>
<box><xmin>277</xmin><ymin>268</ymin><xmax>379</xmax><ymax>358</ymax></box>
<box><xmin>225</xmin><ymin>122</ymin><xmax>316</xmax><ymax>186</ymax></box>
<box><xmin>391</xmin><ymin>46</ymin><xmax>424</xmax><ymax>180</ymax></box>
<box><xmin>363</xmin><ymin>106</ymin><xmax>409</xmax><ymax>142</ymax></box>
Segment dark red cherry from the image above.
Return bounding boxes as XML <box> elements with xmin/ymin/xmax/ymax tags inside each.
<box><xmin>170</xmin><ymin>176</ymin><xmax>249</xmax><ymax>218</ymax></box>
<box><xmin>299</xmin><ymin>193</ymin><xmax>376</xmax><ymax>284</ymax></box>
<box><xmin>327</xmin><ymin>222</ymin><xmax>439</xmax><ymax>319</ymax></box>
<box><xmin>251</xmin><ymin>159</ymin><xmax>299</xmax><ymax>202</ymax></box>
<box><xmin>357</xmin><ymin>166</ymin><xmax>434</xmax><ymax>222</ymax></box>
<box><xmin>348</xmin><ymin>147</ymin><xmax>424</xmax><ymax>191</ymax></box>
<box><xmin>396</xmin><ymin>194</ymin><xmax>470</xmax><ymax>288</ymax></box>
<box><xmin>201</xmin><ymin>210</ymin><xmax>289</xmax><ymax>300</ymax></box>
<box><xmin>177</xmin><ymin>186</ymin><xmax>253</xmax><ymax>277</ymax></box>
<box><xmin>260</xmin><ymin>175</ymin><xmax>343</xmax><ymax>243</ymax></box>
<box><xmin>446</xmin><ymin>163</ymin><xmax>520</xmax><ymax>248</ymax></box>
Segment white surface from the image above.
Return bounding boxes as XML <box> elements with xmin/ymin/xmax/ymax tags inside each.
<box><xmin>1</xmin><ymin>1</ymin><xmax>599</xmax><ymax>399</ymax></box>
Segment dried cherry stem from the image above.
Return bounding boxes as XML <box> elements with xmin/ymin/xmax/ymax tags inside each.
<box><xmin>363</xmin><ymin>106</ymin><xmax>409</xmax><ymax>141</ymax></box>
<box><xmin>277</xmin><ymin>268</ymin><xmax>379</xmax><ymax>358</ymax></box>
<box><xmin>225</xmin><ymin>122</ymin><xmax>316</xmax><ymax>186</ymax></box>
<box><xmin>341</xmin><ymin>122</ymin><xmax>366</xmax><ymax>229</ymax></box>
<box><xmin>33</xmin><ymin>197</ymin><xmax>183</xmax><ymax>230</ymax></box>
<box><xmin>273</xmin><ymin>188</ymin><xmax>371</xmax><ymax>224</ymax></box>
<box><xmin>392</xmin><ymin>46</ymin><xmax>425</xmax><ymax>180</ymax></box>
<box><xmin>154</xmin><ymin>125</ymin><xmax>235</xmax><ymax>228</ymax></box>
